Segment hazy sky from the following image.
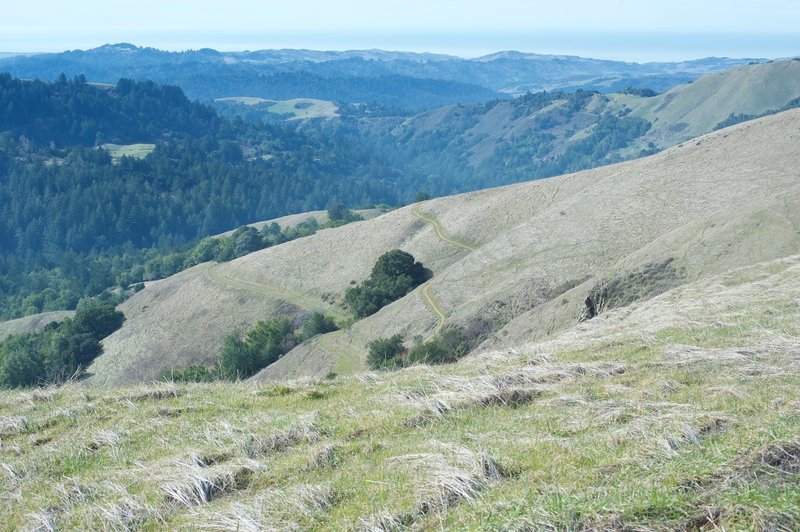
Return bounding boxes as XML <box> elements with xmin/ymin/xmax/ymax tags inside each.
<box><xmin>2</xmin><ymin>0</ymin><xmax>799</xmax><ymax>61</ymax></box>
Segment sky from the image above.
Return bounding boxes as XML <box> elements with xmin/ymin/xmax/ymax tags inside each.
<box><xmin>2</xmin><ymin>0</ymin><xmax>799</xmax><ymax>61</ymax></box>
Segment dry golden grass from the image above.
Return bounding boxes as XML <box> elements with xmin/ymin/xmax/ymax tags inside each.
<box><xmin>2</xmin><ymin>254</ymin><xmax>800</xmax><ymax>529</ymax></box>
<box><xmin>91</xmin><ymin>108</ymin><xmax>800</xmax><ymax>386</ymax></box>
<box><xmin>0</xmin><ymin>311</ymin><xmax>74</xmax><ymax>337</ymax></box>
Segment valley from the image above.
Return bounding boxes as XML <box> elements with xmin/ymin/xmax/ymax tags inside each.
<box><xmin>81</xmin><ymin>109</ymin><xmax>800</xmax><ymax>387</ymax></box>
<box><xmin>0</xmin><ymin>38</ymin><xmax>799</xmax><ymax>530</ymax></box>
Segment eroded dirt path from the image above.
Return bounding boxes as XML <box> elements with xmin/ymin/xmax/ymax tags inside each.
<box><xmin>412</xmin><ymin>204</ymin><xmax>476</xmax><ymax>335</ymax></box>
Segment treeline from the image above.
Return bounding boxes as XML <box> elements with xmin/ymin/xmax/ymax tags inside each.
<box><xmin>0</xmin><ymin>74</ymin><xmax>219</xmax><ymax>146</ymax></box>
<box><xmin>193</xmin><ymin>71</ymin><xmax>500</xmax><ymax>111</ymax></box>
<box><xmin>0</xmin><ymin>302</ymin><xmax>124</xmax><ymax>388</ymax></box>
<box><xmin>166</xmin><ymin>311</ymin><xmax>338</xmax><ymax>382</ymax></box>
<box><xmin>714</xmin><ymin>96</ymin><xmax>800</xmax><ymax>130</ymax></box>
<box><xmin>136</xmin><ymin>205</ymin><xmax>364</xmax><ymax>283</ymax></box>
<box><xmin>0</xmin><ymin>75</ymin><xmax>398</xmax><ymax>319</ymax></box>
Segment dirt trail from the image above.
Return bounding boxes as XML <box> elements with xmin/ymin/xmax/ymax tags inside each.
<box><xmin>412</xmin><ymin>205</ymin><xmax>477</xmax><ymax>252</ymax></box>
<box><xmin>207</xmin><ymin>263</ymin><xmax>337</xmax><ymax>314</ymax></box>
<box><xmin>412</xmin><ymin>204</ymin><xmax>476</xmax><ymax>336</ymax></box>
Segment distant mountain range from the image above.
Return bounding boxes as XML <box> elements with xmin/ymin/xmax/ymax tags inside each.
<box><xmin>0</xmin><ymin>43</ymin><xmax>766</xmax><ymax>110</ymax></box>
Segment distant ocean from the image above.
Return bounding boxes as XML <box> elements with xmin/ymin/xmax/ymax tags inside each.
<box><xmin>2</xmin><ymin>30</ymin><xmax>798</xmax><ymax>62</ymax></box>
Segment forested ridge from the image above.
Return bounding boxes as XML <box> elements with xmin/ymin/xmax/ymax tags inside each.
<box><xmin>0</xmin><ymin>75</ymin><xmax>397</xmax><ymax>319</ymax></box>
<box><xmin>0</xmin><ymin>75</ymin><xmax>661</xmax><ymax>321</ymax></box>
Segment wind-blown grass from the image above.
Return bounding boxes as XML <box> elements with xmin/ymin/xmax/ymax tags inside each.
<box><xmin>2</xmin><ymin>254</ymin><xmax>800</xmax><ymax>529</ymax></box>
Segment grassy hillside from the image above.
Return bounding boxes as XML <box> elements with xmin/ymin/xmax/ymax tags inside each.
<box><xmin>311</xmin><ymin>59</ymin><xmax>800</xmax><ymax>196</ymax></box>
<box><xmin>0</xmin><ymin>311</ymin><xmax>74</xmax><ymax>337</ymax></box>
<box><xmin>215</xmin><ymin>97</ymin><xmax>339</xmax><ymax>120</ymax></box>
<box><xmin>625</xmin><ymin>58</ymin><xmax>800</xmax><ymax>147</ymax></box>
<box><xmin>2</xmin><ymin>253</ymin><xmax>799</xmax><ymax>529</ymax></box>
<box><xmin>89</xmin><ymin>108</ymin><xmax>800</xmax><ymax>387</ymax></box>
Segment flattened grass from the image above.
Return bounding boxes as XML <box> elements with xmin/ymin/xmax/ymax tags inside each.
<box><xmin>2</xmin><ymin>256</ymin><xmax>800</xmax><ymax>529</ymax></box>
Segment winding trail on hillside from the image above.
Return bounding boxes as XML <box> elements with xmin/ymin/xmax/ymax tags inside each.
<box><xmin>412</xmin><ymin>205</ymin><xmax>477</xmax><ymax>252</ymax></box>
<box><xmin>412</xmin><ymin>204</ymin><xmax>476</xmax><ymax>336</ymax></box>
<box><xmin>207</xmin><ymin>263</ymin><xmax>339</xmax><ymax>315</ymax></box>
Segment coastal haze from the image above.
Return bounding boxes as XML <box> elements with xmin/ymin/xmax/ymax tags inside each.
<box><xmin>2</xmin><ymin>0</ymin><xmax>799</xmax><ymax>61</ymax></box>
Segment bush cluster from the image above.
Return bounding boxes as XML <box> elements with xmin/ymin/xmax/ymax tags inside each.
<box><xmin>0</xmin><ymin>301</ymin><xmax>125</xmax><ymax>388</ymax></box>
<box><xmin>167</xmin><ymin>311</ymin><xmax>339</xmax><ymax>382</ymax></box>
<box><xmin>583</xmin><ymin>258</ymin><xmax>683</xmax><ymax>319</ymax></box>
<box><xmin>366</xmin><ymin>323</ymin><xmax>489</xmax><ymax>370</ymax></box>
<box><xmin>345</xmin><ymin>250</ymin><xmax>429</xmax><ymax>318</ymax></box>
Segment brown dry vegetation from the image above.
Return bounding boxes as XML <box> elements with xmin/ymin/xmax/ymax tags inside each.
<box><xmin>85</xmin><ymin>108</ymin><xmax>800</xmax><ymax>386</ymax></box>
<box><xmin>0</xmin><ymin>311</ymin><xmax>75</xmax><ymax>337</ymax></box>
<box><xmin>2</xmin><ymin>253</ymin><xmax>800</xmax><ymax>529</ymax></box>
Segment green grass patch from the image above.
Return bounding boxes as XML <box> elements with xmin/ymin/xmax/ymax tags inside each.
<box><xmin>101</xmin><ymin>143</ymin><xmax>156</xmax><ymax>162</ymax></box>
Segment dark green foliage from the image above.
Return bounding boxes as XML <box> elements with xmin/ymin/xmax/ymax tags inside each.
<box><xmin>621</xmin><ymin>87</ymin><xmax>659</xmax><ymax>97</ymax></box>
<box><xmin>218</xmin><ymin>333</ymin><xmax>261</xmax><ymax>380</ymax></box>
<box><xmin>372</xmin><ymin>324</ymin><xmax>487</xmax><ymax>370</ymax></box>
<box><xmin>371</xmin><ymin>250</ymin><xmax>428</xmax><ymax>282</ymax></box>
<box><xmin>244</xmin><ymin>318</ymin><xmax>297</xmax><ymax>365</ymax></box>
<box><xmin>366</xmin><ymin>334</ymin><xmax>406</xmax><ymax>369</ymax></box>
<box><xmin>327</xmin><ymin>203</ymin><xmax>363</xmax><ymax>227</ymax></box>
<box><xmin>511</xmin><ymin>90</ymin><xmax>562</xmax><ymax>120</ymax></box>
<box><xmin>301</xmin><ymin>312</ymin><xmax>338</xmax><ymax>340</ymax></box>
<box><xmin>407</xmin><ymin>325</ymin><xmax>486</xmax><ymax>366</ymax></box>
<box><xmin>163</xmin><ymin>364</ymin><xmax>218</xmax><ymax>383</ymax></box>
<box><xmin>583</xmin><ymin>258</ymin><xmax>685</xmax><ymax>319</ymax></box>
<box><xmin>714</xmin><ymin>97</ymin><xmax>800</xmax><ymax>131</ymax></box>
<box><xmin>233</xmin><ymin>226</ymin><xmax>263</xmax><ymax>258</ymax></box>
<box><xmin>72</xmin><ymin>301</ymin><xmax>126</xmax><ymax>339</ymax></box>
<box><xmin>0</xmin><ymin>301</ymin><xmax>124</xmax><ymax>388</ymax></box>
<box><xmin>0</xmin><ymin>338</ymin><xmax>46</xmax><ymax>388</ymax></box>
<box><xmin>0</xmin><ymin>74</ymin><xmax>401</xmax><ymax>320</ymax></box>
<box><xmin>0</xmin><ymin>74</ymin><xmax>218</xmax><ymax>145</ymax></box>
<box><xmin>345</xmin><ymin>250</ymin><xmax>429</xmax><ymax>318</ymax></box>
<box><xmin>218</xmin><ymin>318</ymin><xmax>298</xmax><ymax>380</ymax></box>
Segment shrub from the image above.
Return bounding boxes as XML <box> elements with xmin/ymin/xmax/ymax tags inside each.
<box><xmin>301</xmin><ymin>311</ymin><xmax>338</xmax><ymax>340</ymax></box>
<box><xmin>0</xmin><ymin>339</ymin><xmax>45</xmax><ymax>388</ymax></box>
<box><xmin>163</xmin><ymin>364</ymin><xmax>218</xmax><ymax>383</ymax></box>
<box><xmin>0</xmin><ymin>300</ymin><xmax>125</xmax><ymax>388</ymax></box>
<box><xmin>367</xmin><ymin>334</ymin><xmax>406</xmax><ymax>369</ymax></box>
<box><xmin>346</xmin><ymin>250</ymin><xmax>429</xmax><ymax>318</ymax></box>
<box><xmin>218</xmin><ymin>333</ymin><xmax>261</xmax><ymax>380</ymax></box>
<box><xmin>407</xmin><ymin>325</ymin><xmax>481</xmax><ymax>366</ymax></box>
<box><xmin>218</xmin><ymin>318</ymin><xmax>298</xmax><ymax>380</ymax></box>
<box><xmin>583</xmin><ymin>258</ymin><xmax>684</xmax><ymax>319</ymax></box>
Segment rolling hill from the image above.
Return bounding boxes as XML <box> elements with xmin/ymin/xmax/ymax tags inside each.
<box><xmin>0</xmin><ymin>311</ymin><xmax>74</xmax><ymax>337</ymax></box>
<box><xmin>86</xmin><ymin>108</ymin><xmax>800</xmax><ymax>387</ymax></box>
<box><xmin>333</xmin><ymin>58</ymin><xmax>800</xmax><ymax>191</ymax></box>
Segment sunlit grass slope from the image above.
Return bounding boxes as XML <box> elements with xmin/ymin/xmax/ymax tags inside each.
<box><xmin>2</xmin><ymin>254</ymin><xmax>799</xmax><ymax>529</ymax></box>
<box><xmin>89</xmin><ymin>108</ymin><xmax>800</xmax><ymax>386</ymax></box>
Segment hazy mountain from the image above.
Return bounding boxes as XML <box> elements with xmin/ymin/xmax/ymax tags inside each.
<box><xmin>0</xmin><ymin>43</ymin><xmax>765</xmax><ymax>109</ymax></box>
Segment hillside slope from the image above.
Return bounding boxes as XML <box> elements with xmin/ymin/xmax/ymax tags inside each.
<box><xmin>0</xmin><ymin>311</ymin><xmax>74</xmax><ymax>337</ymax></box>
<box><xmin>626</xmin><ymin>58</ymin><xmax>800</xmax><ymax>147</ymax></box>
<box><xmin>360</xmin><ymin>59</ymin><xmax>800</xmax><ymax>189</ymax></box>
<box><xmin>90</xmin><ymin>108</ymin><xmax>800</xmax><ymax>386</ymax></box>
<box><xmin>2</xmin><ymin>252</ymin><xmax>800</xmax><ymax>529</ymax></box>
